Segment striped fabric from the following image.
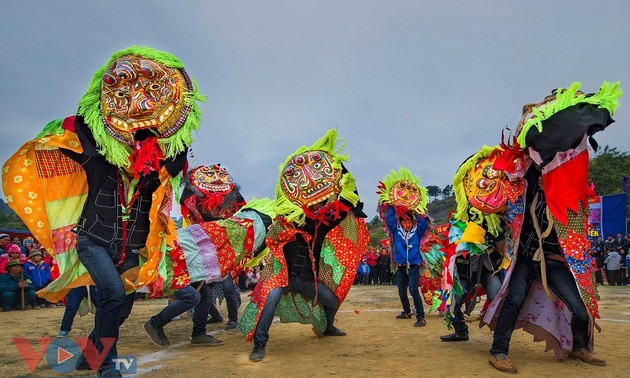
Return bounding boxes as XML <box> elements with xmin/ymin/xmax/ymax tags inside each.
<box><xmin>178</xmin><ymin>224</ymin><xmax>222</xmax><ymax>283</ymax></box>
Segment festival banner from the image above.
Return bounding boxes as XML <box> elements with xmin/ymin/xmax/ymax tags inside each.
<box><xmin>589</xmin><ymin>193</ymin><xmax>627</xmax><ymax>239</ymax></box>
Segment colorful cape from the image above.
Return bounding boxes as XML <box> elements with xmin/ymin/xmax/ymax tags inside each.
<box><xmin>482</xmin><ymin>81</ymin><xmax>623</xmax><ymax>358</ymax></box>
<box><xmin>239</xmin><ymin>211</ymin><xmax>369</xmax><ymax>339</ymax></box>
<box><xmin>151</xmin><ymin>198</ymin><xmax>274</xmax><ymax>296</ymax></box>
<box><xmin>440</xmin><ymin>144</ymin><xmax>525</xmax><ymax>322</ymax></box>
<box><xmin>2</xmin><ymin>117</ymin><xmax>177</xmax><ymax>302</ymax></box>
<box><xmin>239</xmin><ymin>129</ymin><xmax>369</xmax><ymax>340</ymax></box>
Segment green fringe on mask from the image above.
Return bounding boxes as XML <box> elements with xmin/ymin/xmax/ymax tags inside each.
<box><xmin>376</xmin><ymin>167</ymin><xmax>428</xmax><ymax>215</ymax></box>
<box><xmin>242</xmin><ymin>197</ymin><xmax>276</xmax><ymax>220</ymax></box>
<box><xmin>452</xmin><ymin>145</ymin><xmax>503</xmax><ymax>237</ymax></box>
<box><xmin>274</xmin><ymin>129</ymin><xmax>357</xmax><ymax>226</ymax></box>
<box><xmin>77</xmin><ymin>46</ymin><xmax>205</xmax><ymax>168</ymax></box>
<box><xmin>516</xmin><ymin>81</ymin><xmax>623</xmax><ymax>147</ymax></box>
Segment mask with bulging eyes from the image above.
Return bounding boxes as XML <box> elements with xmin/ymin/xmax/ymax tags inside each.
<box><xmin>280</xmin><ymin>150</ymin><xmax>341</xmax><ymax>208</ymax></box>
<box><xmin>100</xmin><ymin>55</ymin><xmax>193</xmax><ymax>145</ymax></box>
<box><xmin>389</xmin><ymin>180</ymin><xmax>422</xmax><ymax>210</ymax></box>
<box><xmin>190</xmin><ymin>164</ymin><xmax>234</xmax><ymax>194</ymax></box>
<box><xmin>462</xmin><ymin>155</ymin><xmax>509</xmax><ymax>214</ymax></box>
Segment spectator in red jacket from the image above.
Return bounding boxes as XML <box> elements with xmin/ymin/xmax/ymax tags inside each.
<box><xmin>0</xmin><ymin>244</ymin><xmax>28</xmax><ymax>273</ymax></box>
<box><xmin>366</xmin><ymin>247</ymin><xmax>379</xmax><ymax>284</ymax></box>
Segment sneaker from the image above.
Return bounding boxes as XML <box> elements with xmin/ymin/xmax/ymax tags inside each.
<box><xmin>225</xmin><ymin>320</ymin><xmax>238</xmax><ymax>330</ymax></box>
<box><xmin>143</xmin><ymin>320</ymin><xmax>170</xmax><ymax>346</ymax></box>
<box><xmin>57</xmin><ymin>330</ymin><xmax>69</xmax><ymax>338</ymax></box>
<box><xmin>568</xmin><ymin>348</ymin><xmax>606</xmax><ymax>366</ymax></box>
<box><xmin>323</xmin><ymin>326</ymin><xmax>347</xmax><ymax>336</ymax></box>
<box><xmin>414</xmin><ymin>318</ymin><xmax>426</xmax><ymax>327</ymax></box>
<box><xmin>488</xmin><ymin>353</ymin><xmax>517</xmax><ymax>374</ymax></box>
<box><xmin>206</xmin><ymin>316</ymin><xmax>224</xmax><ymax>324</ymax></box>
<box><xmin>249</xmin><ymin>344</ymin><xmax>266</xmax><ymax>362</ymax></box>
<box><xmin>395</xmin><ymin>312</ymin><xmax>411</xmax><ymax>319</ymax></box>
<box><xmin>190</xmin><ymin>333</ymin><xmax>224</xmax><ymax>346</ymax></box>
<box><xmin>440</xmin><ymin>332</ymin><xmax>469</xmax><ymax>342</ymax></box>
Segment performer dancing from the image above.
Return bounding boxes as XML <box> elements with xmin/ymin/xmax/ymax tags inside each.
<box><xmin>181</xmin><ymin>163</ymin><xmax>246</xmax><ymax>329</ymax></box>
<box><xmin>3</xmin><ymin>46</ymin><xmax>203</xmax><ymax>375</ymax></box>
<box><xmin>144</xmin><ymin>164</ymin><xmax>254</xmax><ymax>346</ymax></box>
<box><xmin>484</xmin><ymin>82</ymin><xmax>622</xmax><ymax>373</ymax></box>
<box><xmin>440</xmin><ymin>144</ymin><xmax>525</xmax><ymax>342</ymax></box>
<box><xmin>377</xmin><ymin>168</ymin><xmax>431</xmax><ymax>327</ymax></box>
<box><xmin>240</xmin><ymin>130</ymin><xmax>369</xmax><ymax>362</ymax></box>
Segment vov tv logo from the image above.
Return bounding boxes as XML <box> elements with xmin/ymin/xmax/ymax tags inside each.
<box><xmin>12</xmin><ymin>337</ymin><xmax>136</xmax><ymax>375</ymax></box>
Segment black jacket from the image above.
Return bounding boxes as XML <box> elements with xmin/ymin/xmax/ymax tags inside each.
<box><xmin>61</xmin><ymin>115</ymin><xmax>187</xmax><ymax>250</ymax></box>
<box><xmin>284</xmin><ymin>200</ymin><xmax>366</xmax><ymax>281</ymax></box>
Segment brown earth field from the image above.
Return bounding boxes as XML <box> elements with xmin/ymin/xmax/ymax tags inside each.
<box><xmin>1</xmin><ymin>284</ymin><xmax>629</xmax><ymax>377</ymax></box>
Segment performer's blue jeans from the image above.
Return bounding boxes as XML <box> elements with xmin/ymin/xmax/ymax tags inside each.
<box><xmin>395</xmin><ymin>264</ymin><xmax>425</xmax><ymax>318</ymax></box>
<box><xmin>451</xmin><ymin>270</ymin><xmax>502</xmax><ymax>335</ymax></box>
<box><xmin>60</xmin><ymin>286</ymin><xmax>99</xmax><ymax>332</ymax></box>
<box><xmin>221</xmin><ymin>276</ymin><xmax>240</xmax><ymax>322</ymax></box>
<box><xmin>253</xmin><ymin>278</ymin><xmax>339</xmax><ymax>346</ymax></box>
<box><xmin>76</xmin><ymin>235</ymin><xmax>136</xmax><ymax>373</ymax></box>
<box><xmin>490</xmin><ymin>255</ymin><xmax>590</xmax><ymax>355</ymax></box>
<box><xmin>151</xmin><ymin>282</ymin><xmax>211</xmax><ymax>336</ymax></box>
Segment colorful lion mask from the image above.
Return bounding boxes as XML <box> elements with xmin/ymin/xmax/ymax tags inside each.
<box><xmin>274</xmin><ymin>129</ymin><xmax>359</xmax><ymax>226</ymax></box>
<box><xmin>190</xmin><ymin>164</ymin><xmax>235</xmax><ymax>194</ymax></box>
<box><xmin>453</xmin><ymin>145</ymin><xmax>525</xmax><ymax>236</ymax></box>
<box><xmin>78</xmin><ymin>46</ymin><xmax>205</xmax><ymax>168</ymax></box>
<box><xmin>377</xmin><ymin>167</ymin><xmax>428</xmax><ymax>216</ymax></box>
<box><xmin>181</xmin><ymin>164</ymin><xmax>246</xmax><ymax>223</ymax></box>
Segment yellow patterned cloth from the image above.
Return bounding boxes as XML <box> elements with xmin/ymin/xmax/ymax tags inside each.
<box><xmin>2</xmin><ymin>117</ymin><xmax>175</xmax><ymax>301</ymax></box>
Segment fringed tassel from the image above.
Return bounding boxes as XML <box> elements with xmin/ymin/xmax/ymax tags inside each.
<box><xmin>302</xmin><ymin>199</ymin><xmax>350</xmax><ymax>225</ymax></box>
<box><xmin>130</xmin><ymin>137</ymin><xmax>164</xmax><ymax>178</ymax></box>
<box><xmin>199</xmin><ymin>192</ymin><xmax>226</xmax><ymax>213</ymax></box>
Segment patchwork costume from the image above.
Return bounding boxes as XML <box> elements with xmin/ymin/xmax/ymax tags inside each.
<box><xmin>2</xmin><ymin>46</ymin><xmax>203</xmax><ymax>374</ymax></box>
<box><xmin>240</xmin><ymin>130</ymin><xmax>369</xmax><ymax>362</ymax></box>
<box><xmin>440</xmin><ymin>144</ymin><xmax>525</xmax><ymax>341</ymax></box>
<box><xmin>483</xmin><ymin>82</ymin><xmax>622</xmax><ymax>373</ymax></box>
<box><xmin>144</xmin><ymin>165</ymin><xmax>272</xmax><ymax>346</ymax></box>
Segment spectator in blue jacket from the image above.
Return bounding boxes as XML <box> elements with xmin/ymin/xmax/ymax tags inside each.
<box><xmin>24</xmin><ymin>250</ymin><xmax>51</xmax><ymax>307</ymax></box>
<box><xmin>385</xmin><ymin>206</ymin><xmax>429</xmax><ymax>327</ymax></box>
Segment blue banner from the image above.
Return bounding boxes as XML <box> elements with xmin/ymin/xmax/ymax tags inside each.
<box><xmin>601</xmin><ymin>193</ymin><xmax>627</xmax><ymax>237</ymax></box>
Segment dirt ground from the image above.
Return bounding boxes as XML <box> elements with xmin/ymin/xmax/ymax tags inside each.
<box><xmin>1</xmin><ymin>284</ymin><xmax>629</xmax><ymax>377</ymax></box>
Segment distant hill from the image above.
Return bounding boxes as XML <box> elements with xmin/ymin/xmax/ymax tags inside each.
<box><xmin>0</xmin><ymin>199</ymin><xmax>13</xmax><ymax>216</ymax></box>
<box><xmin>0</xmin><ymin>199</ymin><xmax>27</xmax><ymax>230</ymax></box>
<box><xmin>427</xmin><ymin>196</ymin><xmax>456</xmax><ymax>225</ymax></box>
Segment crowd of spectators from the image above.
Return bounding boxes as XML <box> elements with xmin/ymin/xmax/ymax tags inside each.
<box><xmin>0</xmin><ymin>233</ymin><xmax>61</xmax><ymax>311</ymax></box>
<box><xmin>355</xmin><ymin>246</ymin><xmax>393</xmax><ymax>285</ymax></box>
<box><xmin>590</xmin><ymin>232</ymin><xmax>630</xmax><ymax>286</ymax></box>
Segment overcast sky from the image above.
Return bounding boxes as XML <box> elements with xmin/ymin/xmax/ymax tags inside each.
<box><xmin>1</xmin><ymin>0</ymin><xmax>629</xmax><ymax>220</ymax></box>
